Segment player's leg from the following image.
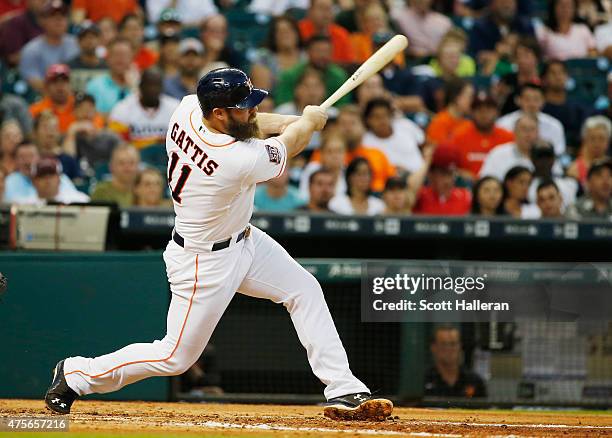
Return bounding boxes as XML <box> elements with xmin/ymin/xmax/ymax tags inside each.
<box><xmin>47</xmin><ymin>241</ymin><xmax>251</xmax><ymax>413</ymax></box>
<box><xmin>237</xmin><ymin>226</ymin><xmax>392</xmax><ymax>420</ymax></box>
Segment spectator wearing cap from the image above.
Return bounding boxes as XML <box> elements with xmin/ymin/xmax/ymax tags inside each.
<box><xmin>297</xmin><ymin>169</ymin><xmax>336</xmax><ymax>213</ymax></box>
<box><xmin>567</xmin><ymin>116</ymin><xmax>611</xmax><ymax>187</ymax></box>
<box><xmin>471</xmin><ymin>176</ymin><xmax>505</xmax><ymax>216</ymax></box>
<box><xmin>451</xmin><ymin>92</ymin><xmax>514</xmax><ymax>180</ymax></box>
<box><xmin>567</xmin><ymin>159</ymin><xmax>612</xmax><ymax>220</ymax></box>
<box><xmin>391</xmin><ymin>0</ymin><xmax>452</xmax><ymax>59</ymax></box>
<box><xmin>275</xmin><ymin>35</ymin><xmax>350</xmax><ymax>107</ymax></box>
<box><xmin>349</xmin><ymin>5</ymin><xmax>404</xmax><ymax>65</ymax></box>
<box><xmin>156</xmin><ymin>31</ymin><xmax>181</xmax><ymax>78</ymax></box>
<box><xmin>29</xmin><ymin>64</ymin><xmax>76</xmax><ymax>134</ymax></box>
<box><xmin>362</xmin><ymin>98</ymin><xmax>425</xmax><ymax>174</ymax></box>
<box><xmin>71</xmin><ymin>0</ymin><xmax>140</xmax><ymax>25</ymax></box>
<box><xmin>91</xmin><ymin>144</ymin><xmax>140</xmax><ymax>207</ymax></box>
<box><xmin>413</xmin><ymin>144</ymin><xmax>471</xmax><ymax>215</ymax></box>
<box><xmin>255</xmin><ymin>167</ymin><xmax>304</xmax><ymax>213</ymax></box>
<box><xmin>299</xmin><ymin>133</ymin><xmax>346</xmax><ymax>200</ymax></box>
<box><xmin>34</xmin><ymin>111</ymin><xmax>79</xmax><ymax>179</ymax></box>
<box><xmin>382</xmin><ymin>177</ymin><xmax>411</xmax><ymax>215</ymax></box>
<box><xmin>535</xmin><ymin>179</ymin><xmax>564</xmax><ymax>219</ymax></box>
<box><xmin>497</xmin><ymin>83</ymin><xmax>567</xmax><ymax>157</ymax></box>
<box><xmin>528</xmin><ymin>141</ymin><xmax>578</xmax><ymax>210</ymax></box>
<box><xmin>85</xmin><ymin>38</ymin><xmax>137</xmax><ymax>114</ymax></box>
<box><xmin>147</xmin><ymin>1</ymin><xmax>217</xmax><ymax>28</ymax></box>
<box><xmin>329</xmin><ymin>157</ymin><xmax>385</xmax><ymax>215</ymax></box>
<box><xmin>0</xmin><ymin>0</ymin><xmax>45</xmax><ymax>65</ymax></box>
<box><xmin>156</xmin><ymin>8</ymin><xmax>182</xmax><ymax>37</ymax></box>
<box><xmin>163</xmin><ymin>38</ymin><xmax>205</xmax><ymax>100</ymax></box>
<box><xmin>18</xmin><ymin>0</ymin><xmax>79</xmax><ymax>93</ymax></box>
<box><xmin>119</xmin><ymin>14</ymin><xmax>158</xmax><ymax>71</ymax></box>
<box><xmin>67</xmin><ymin>21</ymin><xmax>107</xmax><ymax>93</ymax></box>
<box><xmin>200</xmin><ymin>15</ymin><xmax>244</xmax><ymax>72</ymax></box>
<box><xmin>426</xmin><ymin>78</ymin><xmax>474</xmax><ymax>146</ymax></box>
<box><xmin>31</xmin><ymin>157</ymin><xmax>89</xmax><ymax>204</ymax></box>
<box><xmin>298</xmin><ymin>0</ymin><xmax>356</xmax><ymax>65</ymax></box>
<box><xmin>109</xmin><ymin>68</ymin><xmax>180</xmax><ymax>150</ymax></box>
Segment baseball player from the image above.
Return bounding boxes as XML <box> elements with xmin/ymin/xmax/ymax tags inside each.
<box><xmin>45</xmin><ymin>68</ymin><xmax>393</xmax><ymax>421</ymax></box>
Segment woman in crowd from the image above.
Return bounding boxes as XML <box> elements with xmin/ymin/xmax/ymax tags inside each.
<box><xmin>350</xmin><ymin>3</ymin><xmax>403</xmax><ymax>65</ymax></box>
<box><xmin>428</xmin><ymin>28</ymin><xmax>476</xmax><ymax>78</ymax></box>
<box><xmin>329</xmin><ymin>157</ymin><xmax>385</xmax><ymax>215</ymax></box>
<box><xmin>0</xmin><ymin>119</ymin><xmax>24</xmax><ymax>174</ymax></box>
<box><xmin>119</xmin><ymin>13</ymin><xmax>159</xmax><ymax>70</ymax></box>
<box><xmin>250</xmin><ymin>15</ymin><xmax>305</xmax><ymax>91</ymax></box>
<box><xmin>536</xmin><ymin>0</ymin><xmax>597</xmax><ymax>60</ymax></box>
<box><xmin>567</xmin><ymin>115</ymin><xmax>612</xmax><ymax>187</ymax></box>
<box><xmin>501</xmin><ymin>166</ymin><xmax>538</xmax><ymax>218</ymax></box>
<box><xmin>471</xmin><ymin>176</ymin><xmax>505</xmax><ymax>216</ymax></box>
<box><xmin>426</xmin><ymin>78</ymin><xmax>474</xmax><ymax>146</ymax></box>
<box><xmin>133</xmin><ymin>167</ymin><xmax>171</xmax><ymax>208</ymax></box>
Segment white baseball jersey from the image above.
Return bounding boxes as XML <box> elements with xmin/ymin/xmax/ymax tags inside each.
<box><xmin>166</xmin><ymin>95</ymin><xmax>288</xmax><ymax>243</ymax></box>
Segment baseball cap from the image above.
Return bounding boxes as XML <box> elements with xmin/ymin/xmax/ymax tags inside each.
<box><xmin>472</xmin><ymin>91</ymin><xmax>496</xmax><ymax>109</ymax></box>
<box><xmin>159</xmin><ymin>7</ymin><xmax>181</xmax><ymax>24</ymax></box>
<box><xmin>45</xmin><ymin>64</ymin><xmax>70</xmax><ymax>82</ymax></box>
<box><xmin>431</xmin><ymin>144</ymin><xmax>459</xmax><ymax>171</ymax></box>
<box><xmin>32</xmin><ymin>157</ymin><xmax>62</xmax><ymax>178</ymax></box>
<box><xmin>179</xmin><ymin>38</ymin><xmax>204</xmax><ymax>55</ymax></box>
<box><xmin>41</xmin><ymin>0</ymin><xmax>68</xmax><ymax>16</ymax></box>
<box><xmin>384</xmin><ymin>176</ymin><xmax>407</xmax><ymax>191</ymax></box>
<box><xmin>77</xmin><ymin>20</ymin><xmax>100</xmax><ymax>38</ymax></box>
<box><xmin>587</xmin><ymin>158</ymin><xmax>612</xmax><ymax>179</ymax></box>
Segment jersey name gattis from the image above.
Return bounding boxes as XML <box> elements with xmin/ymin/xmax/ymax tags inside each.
<box><xmin>170</xmin><ymin>122</ymin><xmax>219</xmax><ymax>176</ymax></box>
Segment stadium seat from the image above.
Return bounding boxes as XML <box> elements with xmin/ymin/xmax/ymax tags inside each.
<box><xmin>140</xmin><ymin>144</ymin><xmax>168</xmax><ymax>169</ymax></box>
<box><xmin>565</xmin><ymin>57</ymin><xmax>610</xmax><ymax>106</ymax></box>
<box><xmin>94</xmin><ymin>162</ymin><xmax>111</xmax><ymax>182</ymax></box>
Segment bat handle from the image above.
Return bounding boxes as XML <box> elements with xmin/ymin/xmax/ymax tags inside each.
<box><xmin>319</xmin><ymin>97</ymin><xmax>335</xmax><ymax>111</ymax></box>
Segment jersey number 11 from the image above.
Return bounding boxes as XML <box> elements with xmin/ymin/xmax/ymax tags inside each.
<box><xmin>168</xmin><ymin>152</ymin><xmax>192</xmax><ymax>203</ymax></box>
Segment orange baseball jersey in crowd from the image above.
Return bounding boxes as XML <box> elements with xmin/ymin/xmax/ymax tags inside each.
<box><xmin>30</xmin><ymin>95</ymin><xmax>104</xmax><ymax>134</ymax></box>
<box><xmin>298</xmin><ymin>20</ymin><xmax>356</xmax><ymax>64</ymax></box>
<box><xmin>71</xmin><ymin>0</ymin><xmax>138</xmax><ymax>23</ymax></box>
<box><xmin>426</xmin><ymin>110</ymin><xmax>467</xmax><ymax>146</ymax></box>
<box><xmin>451</xmin><ymin>121</ymin><xmax>514</xmax><ymax>177</ymax></box>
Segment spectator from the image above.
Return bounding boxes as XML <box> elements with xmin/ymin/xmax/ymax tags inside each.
<box><xmin>154</xmin><ymin>8</ymin><xmax>182</xmax><ymax>40</ymax></box>
<box><xmin>31</xmin><ymin>157</ymin><xmax>89</xmax><ymax>204</ymax></box>
<box><xmin>594</xmin><ymin>21</ymin><xmax>612</xmax><ymax>59</ymax></box>
<box><xmin>392</xmin><ymin>0</ymin><xmax>452</xmax><ymax>59</ymax></box>
<box><xmin>254</xmin><ymin>168</ymin><xmax>304</xmax><ymax>212</ymax></box>
<box><xmin>382</xmin><ymin>176</ymin><xmax>411</xmax><ymax>215</ymax></box>
<box><xmin>501</xmin><ymin>165</ymin><xmax>537</xmax><ymax>218</ymax></box>
<box><xmin>429</xmin><ymin>28</ymin><xmax>476</xmax><ymax>78</ymax></box>
<box><xmin>350</xmin><ymin>4</ymin><xmax>401</xmax><ymax>65</ymax></box>
<box><xmin>426</xmin><ymin>78</ymin><xmax>474</xmax><ymax>146</ymax></box>
<box><xmin>18</xmin><ymin>0</ymin><xmax>79</xmax><ymax>93</ymax></box>
<box><xmin>163</xmin><ymin>39</ymin><xmax>205</xmax><ymax>101</ymax></box>
<box><xmin>147</xmin><ymin>1</ymin><xmax>218</xmax><ymax>28</ymax></box>
<box><xmin>542</xmin><ymin>60</ymin><xmax>590</xmax><ymax>152</ymax></box>
<box><xmin>275</xmin><ymin>35</ymin><xmax>349</xmax><ymax>107</ymax></box>
<box><xmin>528</xmin><ymin>141</ymin><xmax>578</xmax><ymax>209</ymax></box>
<box><xmin>71</xmin><ymin>0</ymin><xmax>139</xmax><ymax>24</ymax></box>
<box><xmin>0</xmin><ymin>0</ymin><xmax>45</xmax><ymax>65</ymax></box>
<box><xmin>468</xmin><ymin>0</ymin><xmax>534</xmax><ymax>60</ymax></box>
<box><xmin>536</xmin><ymin>179</ymin><xmax>564</xmax><ymax>218</ymax></box>
<box><xmin>119</xmin><ymin>14</ymin><xmax>158</xmax><ymax>71</ymax></box>
<box><xmin>0</xmin><ymin>84</ymin><xmax>33</xmax><ymax>133</ymax></box>
<box><xmin>496</xmin><ymin>83</ymin><xmax>566</xmax><ymax>157</ymax></box>
<box><xmin>97</xmin><ymin>17</ymin><xmax>118</xmax><ymax>52</ymax></box>
<box><xmin>329</xmin><ymin>157</ymin><xmax>385</xmax><ymax>215</ymax></box>
<box><xmin>567</xmin><ymin>116</ymin><xmax>611</xmax><ymax>187</ymax></box>
<box><xmin>334</xmin><ymin>0</ymin><xmax>369</xmax><ymax>33</ymax></box>
<box><xmin>362</xmin><ymin>98</ymin><xmax>425</xmax><ymax>174</ymax></box>
<box><xmin>156</xmin><ymin>31</ymin><xmax>180</xmax><ymax>78</ymax></box>
<box><xmin>355</xmin><ymin>73</ymin><xmax>393</xmax><ymax>112</ymax></box>
<box><xmin>90</xmin><ymin>144</ymin><xmax>140</xmax><ymax>207</ymax></box>
<box><xmin>67</xmin><ymin>21</ymin><xmax>108</xmax><ymax>93</ymax></box>
<box><xmin>250</xmin><ymin>15</ymin><xmax>305</xmax><ymax>92</ymax></box>
<box><xmin>453</xmin><ymin>92</ymin><xmax>514</xmax><ymax>180</ymax></box>
<box><xmin>425</xmin><ymin>325</ymin><xmax>487</xmax><ymax>398</ymax></box>
<box><xmin>471</xmin><ymin>176</ymin><xmax>505</xmax><ymax>216</ymax></box>
<box><xmin>3</xmin><ymin>140</ymin><xmax>79</xmax><ymax>203</ymax></box>
<box><xmin>413</xmin><ymin>144</ymin><xmax>471</xmax><ymax>215</ymax></box>
<box><xmin>536</xmin><ymin>0</ymin><xmax>597</xmax><ymax>61</ymax></box>
<box><xmin>566</xmin><ymin>158</ymin><xmax>612</xmax><ymax>220</ymax></box>
<box><xmin>0</xmin><ymin>119</ymin><xmax>23</xmax><ymax>173</ymax></box>
<box><xmin>34</xmin><ymin>111</ymin><xmax>79</xmax><ymax>179</ymax></box>
<box><xmin>133</xmin><ymin>167</ymin><xmax>170</xmax><ymax>208</ymax></box>
<box><xmin>30</xmin><ymin>64</ymin><xmax>76</xmax><ymax>134</ymax></box>
<box><xmin>299</xmin><ymin>132</ymin><xmax>346</xmax><ymax>200</ymax></box>
<box><xmin>297</xmin><ymin>169</ymin><xmax>336</xmax><ymax>212</ymax></box>
<box><xmin>576</xmin><ymin>0</ymin><xmax>609</xmax><ymax>30</ymax></box>
<box><xmin>200</xmin><ymin>14</ymin><xmax>244</xmax><ymax>71</ymax></box>
<box><xmin>109</xmin><ymin>69</ymin><xmax>179</xmax><ymax>150</ymax></box>
<box><xmin>86</xmin><ymin>38</ymin><xmax>137</xmax><ymax>114</ymax></box>
<box><xmin>298</xmin><ymin>0</ymin><xmax>356</xmax><ymax>64</ymax></box>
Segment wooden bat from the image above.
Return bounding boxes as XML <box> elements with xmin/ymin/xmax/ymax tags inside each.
<box><xmin>320</xmin><ymin>35</ymin><xmax>409</xmax><ymax>110</ymax></box>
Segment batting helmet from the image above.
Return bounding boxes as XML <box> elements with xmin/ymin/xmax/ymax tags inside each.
<box><xmin>196</xmin><ymin>68</ymin><xmax>267</xmax><ymax>115</ymax></box>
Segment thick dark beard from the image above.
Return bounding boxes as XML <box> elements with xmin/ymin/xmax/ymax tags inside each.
<box><xmin>227</xmin><ymin>114</ymin><xmax>261</xmax><ymax>141</ymax></box>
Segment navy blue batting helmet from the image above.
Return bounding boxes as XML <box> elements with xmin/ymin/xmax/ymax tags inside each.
<box><xmin>196</xmin><ymin>68</ymin><xmax>267</xmax><ymax>115</ymax></box>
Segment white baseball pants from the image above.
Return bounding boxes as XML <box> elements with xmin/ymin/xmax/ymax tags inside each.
<box><xmin>64</xmin><ymin>226</ymin><xmax>369</xmax><ymax>400</ymax></box>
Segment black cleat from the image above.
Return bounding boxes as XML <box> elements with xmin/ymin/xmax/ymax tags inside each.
<box><xmin>44</xmin><ymin>360</ymin><xmax>78</xmax><ymax>415</ymax></box>
<box><xmin>324</xmin><ymin>392</ymin><xmax>393</xmax><ymax>421</ymax></box>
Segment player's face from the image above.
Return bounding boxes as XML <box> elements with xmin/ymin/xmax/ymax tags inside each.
<box><xmin>226</xmin><ymin>108</ymin><xmax>260</xmax><ymax>141</ymax></box>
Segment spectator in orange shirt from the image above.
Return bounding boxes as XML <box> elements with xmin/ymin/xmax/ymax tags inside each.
<box><xmin>451</xmin><ymin>91</ymin><xmax>514</xmax><ymax>180</ymax></box>
<box><xmin>119</xmin><ymin>13</ymin><xmax>158</xmax><ymax>71</ymax></box>
<box><xmin>299</xmin><ymin>0</ymin><xmax>356</xmax><ymax>64</ymax></box>
<box><xmin>349</xmin><ymin>5</ymin><xmax>404</xmax><ymax>66</ymax></box>
<box><xmin>30</xmin><ymin>64</ymin><xmax>76</xmax><ymax>134</ymax></box>
<box><xmin>71</xmin><ymin>0</ymin><xmax>140</xmax><ymax>24</ymax></box>
<box><xmin>426</xmin><ymin>78</ymin><xmax>474</xmax><ymax>146</ymax></box>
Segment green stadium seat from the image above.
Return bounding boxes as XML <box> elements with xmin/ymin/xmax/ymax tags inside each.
<box><xmin>565</xmin><ymin>57</ymin><xmax>610</xmax><ymax>107</ymax></box>
<box><xmin>140</xmin><ymin>144</ymin><xmax>168</xmax><ymax>169</ymax></box>
<box><xmin>94</xmin><ymin>163</ymin><xmax>111</xmax><ymax>182</ymax></box>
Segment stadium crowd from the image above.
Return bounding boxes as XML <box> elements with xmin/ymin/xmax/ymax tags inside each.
<box><xmin>0</xmin><ymin>0</ymin><xmax>611</xmax><ymax>220</ymax></box>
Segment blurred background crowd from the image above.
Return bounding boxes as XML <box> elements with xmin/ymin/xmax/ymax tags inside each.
<box><xmin>0</xmin><ymin>0</ymin><xmax>611</xmax><ymax>220</ymax></box>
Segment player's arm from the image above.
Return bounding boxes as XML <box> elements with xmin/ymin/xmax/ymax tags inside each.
<box><xmin>277</xmin><ymin>106</ymin><xmax>327</xmax><ymax>158</ymax></box>
<box><xmin>256</xmin><ymin>113</ymin><xmax>300</xmax><ymax>135</ymax></box>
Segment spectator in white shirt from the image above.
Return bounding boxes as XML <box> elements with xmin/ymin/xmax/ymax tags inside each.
<box><xmin>594</xmin><ymin>22</ymin><xmax>612</xmax><ymax>59</ymax></box>
<box><xmin>329</xmin><ymin>157</ymin><xmax>385</xmax><ymax>216</ymax></box>
<box><xmin>362</xmin><ymin>98</ymin><xmax>424</xmax><ymax>173</ymax></box>
<box><xmin>536</xmin><ymin>179</ymin><xmax>564</xmax><ymax>219</ymax></box>
<box><xmin>147</xmin><ymin>0</ymin><xmax>218</xmax><ymax>28</ymax></box>
<box><xmin>496</xmin><ymin>83</ymin><xmax>567</xmax><ymax>156</ymax></box>
<box><xmin>32</xmin><ymin>157</ymin><xmax>90</xmax><ymax>205</ymax></box>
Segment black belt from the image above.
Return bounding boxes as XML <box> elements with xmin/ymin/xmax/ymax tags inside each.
<box><xmin>173</xmin><ymin>227</ymin><xmax>250</xmax><ymax>251</ymax></box>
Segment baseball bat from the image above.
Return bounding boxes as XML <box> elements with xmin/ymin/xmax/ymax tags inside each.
<box><xmin>320</xmin><ymin>35</ymin><xmax>408</xmax><ymax>110</ymax></box>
